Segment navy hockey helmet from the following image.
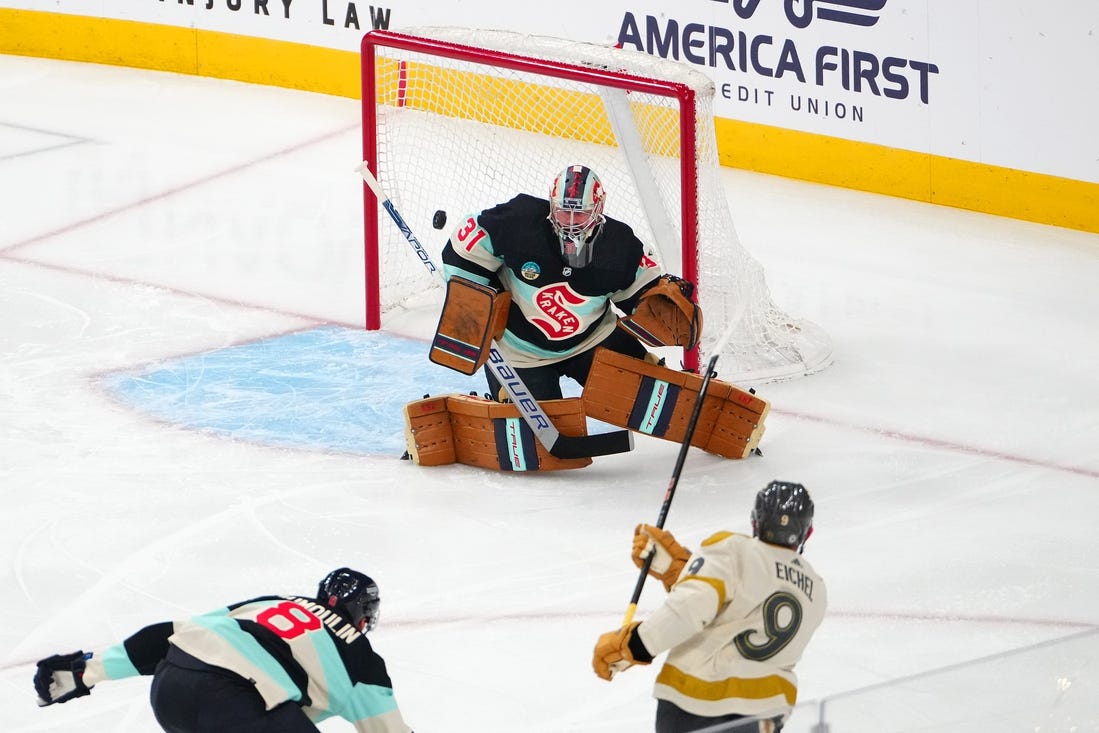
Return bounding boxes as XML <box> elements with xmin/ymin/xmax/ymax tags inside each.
<box><xmin>751</xmin><ymin>481</ymin><xmax>815</xmax><ymax>552</ymax></box>
<box><xmin>317</xmin><ymin>568</ymin><xmax>381</xmax><ymax>632</ymax></box>
<box><xmin>548</xmin><ymin>164</ymin><xmax>606</xmax><ymax>268</ymax></box>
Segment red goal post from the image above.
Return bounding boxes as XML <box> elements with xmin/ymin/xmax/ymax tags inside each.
<box><xmin>360</xmin><ymin>28</ymin><xmax>831</xmax><ymax>382</ymax></box>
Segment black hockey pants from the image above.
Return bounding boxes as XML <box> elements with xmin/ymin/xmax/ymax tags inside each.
<box><xmin>655</xmin><ymin>699</ymin><xmax>784</xmax><ymax>733</ymax></box>
<box><xmin>149</xmin><ymin>646</ymin><xmax>319</xmax><ymax>733</ymax></box>
<box><xmin>483</xmin><ymin>326</ymin><xmax>648</xmax><ymax>401</ymax></box>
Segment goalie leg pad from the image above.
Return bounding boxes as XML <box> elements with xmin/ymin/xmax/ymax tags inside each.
<box><xmin>429</xmin><ymin>277</ymin><xmax>511</xmax><ymax>375</ymax></box>
<box><xmin>581</xmin><ymin>349</ymin><xmax>769</xmax><ymax>459</ymax></box>
<box><xmin>403</xmin><ymin>397</ymin><xmax>458</xmax><ymax>467</ymax></box>
<box><xmin>403</xmin><ymin>394</ymin><xmax>592</xmax><ymax>471</ymax></box>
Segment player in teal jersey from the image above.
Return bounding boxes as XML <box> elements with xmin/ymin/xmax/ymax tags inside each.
<box><xmin>34</xmin><ymin>568</ymin><xmax>413</xmax><ymax>733</ymax></box>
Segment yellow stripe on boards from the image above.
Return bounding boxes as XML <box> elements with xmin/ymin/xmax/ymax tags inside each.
<box><xmin>373</xmin><ymin>60</ymin><xmax>683</xmax><ymax>155</ymax></box>
<box><xmin>716</xmin><ymin>117</ymin><xmax>932</xmax><ymax>200</ymax></box>
<box><xmin>3</xmin><ymin>8</ymin><xmax>1096</xmax><ymax>234</ymax></box>
<box><xmin>715</xmin><ymin>117</ymin><xmax>1099</xmax><ymax>233</ymax></box>
<box><xmin>656</xmin><ymin>663</ymin><xmax>798</xmax><ymax>705</ymax></box>
<box><xmin>1</xmin><ymin>9</ymin><xmax>200</xmax><ymax>74</ymax></box>
<box><xmin>197</xmin><ymin>31</ymin><xmax>358</xmax><ymax>98</ymax></box>
<box><xmin>375</xmin><ymin>61</ymin><xmax>616</xmax><ymax>142</ymax></box>
<box><xmin>931</xmin><ymin>157</ymin><xmax>1098</xmax><ymax>234</ymax></box>
<box><xmin>0</xmin><ymin>9</ymin><xmax>358</xmax><ymax>98</ymax></box>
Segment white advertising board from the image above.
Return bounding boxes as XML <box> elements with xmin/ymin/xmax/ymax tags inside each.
<box><xmin>3</xmin><ymin>0</ymin><xmax>1096</xmax><ymax>183</ymax></box>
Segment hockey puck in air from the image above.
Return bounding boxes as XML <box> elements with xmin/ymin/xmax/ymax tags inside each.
<box><xmin>432</xmin><ymin>210</ymin><xmax>448</xmax><ymax>230</ymax></box>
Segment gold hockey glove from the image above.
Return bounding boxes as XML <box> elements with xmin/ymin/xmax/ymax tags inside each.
<box><xmin>592</xmin><ymin>622</ymin><xmax>651</xmax><ymax>681</ymax></box>
<box><xmin>632</xmin><ymin>523</ymin><xmax>692</xmax><ymax>592</ymax></box>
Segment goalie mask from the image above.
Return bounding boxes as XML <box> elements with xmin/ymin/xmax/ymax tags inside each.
<box><xmin>751</xmin><ymin>481</ymin><xmax>815</xmax><ymax>552</ymax></box>
<box><xmin>317</xmin><ymin>568</ymin><xmax>381</xmax><ymax>632</ymax></box>
<box><xmin>548</xmin><ymin>165</ymin><xmax>606</xmax><ymax>268</ymax></box>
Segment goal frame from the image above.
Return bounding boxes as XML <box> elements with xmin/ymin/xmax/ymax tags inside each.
<box><xmin>360</xmin><ymin>29</ymin><xmax>703</xmax><ymax>371</ymax></box>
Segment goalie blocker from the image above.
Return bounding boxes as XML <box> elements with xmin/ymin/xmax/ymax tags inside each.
<box><xmin>403</xmin><ymin>394</ymin><xmax>593</xmax><ymax>471</ymax></box>
<box><xmin>582</xmin><ymin>349</ymin><xmax>768</xmax><ymax>458</ymax></box>
<box><xmin>429</xmin><ymin>276</ymin><xmax>511</xmax><ymax>375</ymax></box>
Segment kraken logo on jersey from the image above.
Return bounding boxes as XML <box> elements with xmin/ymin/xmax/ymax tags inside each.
<box><xmin>531</xmin><ymin>283</ymin><xmax>586</xmax><ymax>339</ymax></box>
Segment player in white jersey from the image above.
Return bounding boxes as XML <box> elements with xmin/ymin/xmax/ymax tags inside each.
<box><xmin>593</xmin><ymin>481</ymin><xmax>826</xmax><ymax>733</ymax></box>
<box><xmin>33</xmin><ymin>568</ymin><xmax>414</xmax><ymax>733</ymax></box>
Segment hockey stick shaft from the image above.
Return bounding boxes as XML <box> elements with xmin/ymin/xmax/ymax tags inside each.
<box><xmin>357</xmin><ymin>162</ymin><xmax>633</xmax><ymax>459</ymax></box>
<box><xmin>621</xmin><ymin>349</ymin><xmax>721</xmax><ymax>628</ymax></box>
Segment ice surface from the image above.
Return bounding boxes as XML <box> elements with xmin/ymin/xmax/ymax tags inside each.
<box><xmin>1</xmin><ymin>55</ymin><xmax>1097</xmax><ymax>732</ymax></box>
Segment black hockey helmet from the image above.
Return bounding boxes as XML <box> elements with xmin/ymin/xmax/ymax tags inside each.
<box><xmin>317</xmin><ymin>568</ymin><xmax>381</xmax><ymax>632</ymax></box>
<box><xmin>751</xmin><ymin>481</ymin><xmax>815</xmax><ymax>552</ymax></box>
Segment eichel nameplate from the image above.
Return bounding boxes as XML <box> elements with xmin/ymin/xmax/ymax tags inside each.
<box><xmin>582</xmin><ymin>348</ymin><xmax>769</xmax><ymax>459</ymax></box>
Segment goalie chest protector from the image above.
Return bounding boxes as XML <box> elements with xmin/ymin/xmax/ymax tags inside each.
<box><xmin>403</xmin><ymin>394</ymin><xmax>592</xmax><ymax>471</ymax></box>
<box><xmin>581</xmin><ymin>349</ymin><xmax>769</xmax><ymax>459</ymax></box>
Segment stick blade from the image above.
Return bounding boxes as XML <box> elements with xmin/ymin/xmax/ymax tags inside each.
<box><xmin>549</xmin><ymin>430</ymin><xmax>634</xmax><ymax>459</ymax></box>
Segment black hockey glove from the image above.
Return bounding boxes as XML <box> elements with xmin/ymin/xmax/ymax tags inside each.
<box><xmin>34</xmin><ymin>651</ymin><xmax>93</xmax><ymax>706</ymax></box>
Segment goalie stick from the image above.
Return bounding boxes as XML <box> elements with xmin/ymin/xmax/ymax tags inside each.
<box><xmin>357</xmin><ymin>161</ymin><xmax>634</xmax><ymax>460</ymax></box>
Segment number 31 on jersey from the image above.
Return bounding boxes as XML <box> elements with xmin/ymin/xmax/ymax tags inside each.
<box><xmin>456</xmin><ymin>217</ymin><xmax>489</xmax><ymax>253</ymax></box>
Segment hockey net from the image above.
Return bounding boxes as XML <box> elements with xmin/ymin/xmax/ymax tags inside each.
<box><xmin>360</xmin><ymin>28</ymin><xmax>832</xmax><ymax>382</ymax></box>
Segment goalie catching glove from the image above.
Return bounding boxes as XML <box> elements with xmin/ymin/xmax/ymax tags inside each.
<box><xmin>619</xmin><ymin>274</ymin><xmax>703</xmax><ymax>349</ymax></box>
<box><xmin>632</xmin><ymin>524</ymin><xmax>692</xmax><ymax>592</ymax></box>
<box><xmin>34</xmin><ymin>651</ymin><xmax>95</xmax><ymax>706</ymax></box>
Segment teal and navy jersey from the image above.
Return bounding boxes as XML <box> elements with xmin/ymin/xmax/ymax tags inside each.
<box><xmin>441</xmin><ymin>193</ymin><xmax>661</xmax><ymax>368</ymax></box>
<box><xmin>91</xmin><ymin>595</ymin><xmax>411</xmax><ymax>733</ymax></box>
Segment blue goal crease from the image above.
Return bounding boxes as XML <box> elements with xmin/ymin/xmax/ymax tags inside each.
<box><xmin>102</xmin><ymin>326</ymin><xmax>488</xmax><ymax>457</ymax></box>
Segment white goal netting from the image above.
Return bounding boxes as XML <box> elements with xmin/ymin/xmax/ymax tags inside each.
<box><xmin>361</xmin><ymin>27</ymin><xmax>832</xmax><ymax>382</ymax></box>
